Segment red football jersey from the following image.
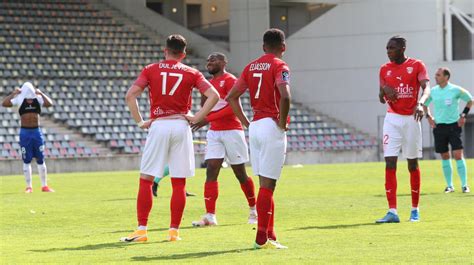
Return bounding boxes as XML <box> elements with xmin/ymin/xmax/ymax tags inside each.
<box><xmin>379</xmin><ymin>58</ymin><xmax>429</xmax><ymax>115</ymax></box>
<box><xmin>134</xmin><ymin>60</ymin><xmax>211</xmax><ymax>119</ymax></box>
<box><xmin>207</xmin><ymin>72</ymin><xmax>242</xmax><ymax>131</ymax></box>
<box><xmin>235</xmin><ymin>54</ymin><xmax>290</xmax><ymax>121</ymax></box>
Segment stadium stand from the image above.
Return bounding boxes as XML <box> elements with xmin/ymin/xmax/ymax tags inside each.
<box><xmin>0</xmin><ymin>0</ymin><xmax>377</xmax><ymax>160</ymax></box>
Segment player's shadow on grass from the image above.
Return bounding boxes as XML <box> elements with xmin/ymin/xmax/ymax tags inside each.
<box><xmin>29</xmin><ymin>241</ymin><xmax>165</xmax><ymax>253</ymax></box>
<box><xmin>373</xmin><ymin>192</ymin><xmax>437</xmax><ymax>198</ymax></box>
<box><xmin>109</xmin><ymin>224</ymin><xmax>241</xmax><ymax>234</ymax></box>
<box><xmin>289</xmin><ymin>222</ymin><xmax>379</xmax><ymax>231</ymax></box>
<box><xmin>131</xmin><ymin>248</ymin><xmax>254</xmax><ymax>261</ymax></box>
<box><xmin>102</xmin><ymin>198</ymin><xmax>135</xmax><ymax>202</ymax></box>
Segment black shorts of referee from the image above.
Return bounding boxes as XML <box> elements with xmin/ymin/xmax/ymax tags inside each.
<box><xmin>433</xmin><ymin>122</ymin><xmax>463</xmax><ymax>153</ymax></box>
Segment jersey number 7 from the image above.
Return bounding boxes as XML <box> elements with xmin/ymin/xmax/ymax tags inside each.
<box><xmin>253</xmin><ymin>73</ymin><xmax>263</xmax><ymax>99</ymax></box>
<box><xmin>160</xmin><ymin>72</ymin><xmax>183</xmax><ymax>95</ymax></box>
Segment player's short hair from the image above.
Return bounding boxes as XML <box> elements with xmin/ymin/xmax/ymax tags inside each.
<box><xmin>208</xmin><ymin>52</ymin><xmax>227</xmax><ymax>62</ymax></box>
<box><xmin>439</xmin><ymin>67</ymin><xmax>451</xmax><ymax>80</ymax></box>
<box><xmin>166</xmin><ymin>34</ymin><xmax>187</xmax><ymax>55</ymax></box>
<box><xmin>389</xmin><ymin>35</ymin><xmax>406</xmax><ymax>48</ymax></box>
<box><xmin>263</xmin><ymin>28</ymin><xmax>286</xmax><ymax>49</ymax></box>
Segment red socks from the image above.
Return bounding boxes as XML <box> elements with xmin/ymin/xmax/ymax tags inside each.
<box><xmin>204</xmin><ymin>181</ymin><xmax>218</xmax><ymax>214</ymax></box>
<box><xmin>256</xmin><ymin>187</ymin><xmax>273</xmax><ymax>245</ymax></box>
<box><xmin>410</xmin><ymin>168</ymin><xmax>421</xmax><ymax>208</ymax></box>
<box><xmin>136</xmin><ymin>177</ymin><xmax>187</xmax><ymax>229</ymax></box>
<box><xmin>170</xmin><ymin>178</ymin><xmax>186</xmax><ymax>229</ymax></box>
<box><xmin>137</xmin><ymin>178</ymin><xmax>153</xmax><ymax>226</ymax></box>
<box><xmin>385</xmin><ymin>168</ymin><xmax>397</xmax><ymax>209</ymax></box>
<box><xmin>267</xmin><ymin>197</ymin><xmax>276</xmax><ymax>241</ymax></box>
<box><xmin>240</xmin><ymin>177</ymin><xmax>256</xmax><ymax>207</ymax></box>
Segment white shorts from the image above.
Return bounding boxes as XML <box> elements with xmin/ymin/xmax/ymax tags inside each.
<box><xmin>383</xmin><ymin>112</ymin><xmax>422</xmax><ymax>159</ymax></box>
<box><xmin>140</xmin><ymin>119</ymin><xmax>194</xmax><ymax>178</ymax></box>
<box><xmin>205</xmin><ymin>129</ymin><xmax>249</xmax><ymax>165</ymax></box>
<box><xmin>249</xmin><ymin>118</ymin><xmax>287</xmax><ymax>180</ymax></box>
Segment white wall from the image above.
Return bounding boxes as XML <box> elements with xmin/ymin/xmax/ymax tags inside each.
<box><xmin>229</xmin><ymin>0</ymin><xmax>270</xmax><ymax>71</ymax></box>
<box><xmin>281</xmin><ymin>0</ymin><xmax>473</xmax><ymax>146</ymax></box>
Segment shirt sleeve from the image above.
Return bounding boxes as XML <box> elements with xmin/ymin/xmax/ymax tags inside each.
<box><xmin>10</xmin><ymin>95</ymin><xmax>23</xmax><ymax>106</ymax></box>
<box><xmin>275</xmin><ymin>63</ymin><xmax>290</xmax><ymax>86</ymax></box>
<box><xmin>194</xmin><ymin>71</ymin><xmax>212</xmax><ymax>94</ymax></box>
<box><xmin>133</xmin><ymin>67</ymin><xmax>149</xmax><ymax>89</ymax></box>
<box><xmin>225</xmin><ymin>76</ymin><xmax>238</xmax><ymax>94</ymax></box>
<box><xmin>424</xmin><ymin>95</ymin><xmax>432</xmax><ymax>106</ymax></box>
<box><xmin>458</xmin><ymin>87</ymin><xmax>473</xmax><ymax>102</ymax></box>
<box><xmin>417</xmin><ymin>61</ymin><xmax>429</xmax><ymax>82</ymax></box>
<box><xmin>379</xmin><ymin>67</ymin><xmax>386</xmax><ymax>87</ymax></box>
<box><xmin>37</xmin><ymin>95</ymin><xmax>44</xmax><ymax>105</ymax></box>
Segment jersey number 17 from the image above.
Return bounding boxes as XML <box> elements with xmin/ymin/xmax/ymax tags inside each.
<box><xmin>160</xmin><ymin>72</ymin><xmax>183</xmax><ymax>95</ymax></box>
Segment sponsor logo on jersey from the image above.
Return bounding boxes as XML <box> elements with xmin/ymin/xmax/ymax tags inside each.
<box><xmin>396</xmin><ymin>83</ymin><xmax>415</xmax><ymax>98</ymax></box>
<box><xmin>282</xmin><ymin>71</ymin><xmax>290</xmax><ymax>82</ymax></box>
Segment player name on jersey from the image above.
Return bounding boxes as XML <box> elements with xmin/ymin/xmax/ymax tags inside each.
<box><xmin>249</xmin><ymin>63</ymin><xmax>271</xmax><ymax>71</ymax></box>
<box><xmin>158</xmin><ymin>63</ymin><xmax>186</xmax><ymax>70</ymax></box>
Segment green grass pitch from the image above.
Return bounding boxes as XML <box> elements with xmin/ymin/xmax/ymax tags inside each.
<box><xmin>1</xmin><ymin>160</ymin><xmax>473</xmax><ymax>264</ymax></box>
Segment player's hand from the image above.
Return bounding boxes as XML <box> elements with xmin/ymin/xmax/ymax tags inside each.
<box><xmin>185</xmin><ymin>113</ymin><xmax>201</xmax><ymax>125</ymax></box>
<box><xmin>139</xmin><ymin>119</ymin><xmax>154</xmax><ymax>130</ymax></box>
<box><xmin>458</xmin><ymin>116</ymin><xmax>466</xmax><ymax>127</ymax></box>
<box><xmin>414</xmin><ymin>105</ymin><xmax>424</xmax><ymax>122</ymax></box>
<box><xmin>12</xmin><ymin>88</ymin><xmax>21</xmax><ymax>96</ymax></box>
<box><xmin>278</xmin><ymin>120</ymin><xmax>289</xmax><ymax>131</ymax></box>
<box><xmin>382</xmin><ymin>86</ymin><xmax>398</xmax><ymax>102</ymax></box>
<box><xmin>427</xmin><ymin>115</ymin><xmax>436</xmax><ymax>128</ymax></box>
<box><xmin>191</xmin><ymin>119</ymin><xmax>209</xmax><ymax>132</ymax></box>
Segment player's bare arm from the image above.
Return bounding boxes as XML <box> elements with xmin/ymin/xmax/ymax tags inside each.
<box><xmin>414</xmin><ymin>80</ymin><xmax>430</xmax><ymax>121</ymax></box>
<box><xmin>378</xmin><ymin>87</ymin><xmax>386</xmax><ymax>104</ymax></box>
<box><xmin>200</xmin><ymin>94</ymin><xmax>207</xmax><ymax>108</ymax></box>
<box><xmin>277</xmin><ymin>83</ymin><xmax>291</xmax><ymax>130</ymax></box>
<box><xmin>458</xmin><ymin>99</ymin><xmax>472</xmax><ymax>127</ymax></box>
<box><xmin>225</xmin><ymin>86</ymin><xmax>250</xmax><ymax>128</ymax></box>
<box><xmin>125</xmin><ymin>84</ymin><xmax>152</xmax><ymax>129</ymax></box>
<box><xmin>1</xmin><ymin>88</ymin><xmax>21</xmax><ymax>107</ymax></box>
<box><xmin>188</xmin><ymin>86</ymin><xmax>219</xmax><ymax>124</ymax></box>
<box><xmin>36</xmin><ymin>89</ymin><xmax>53</xmax><ymax>107</ymax></box>
<box><xmin>381</xmin><ymin>86</ymin><xmax>398</xmax><ymax>103</ymax></box>
<box><xmin>423</xmin><ymin>105</ymin><xmax>436</xmax><ymax>128</ymax></box>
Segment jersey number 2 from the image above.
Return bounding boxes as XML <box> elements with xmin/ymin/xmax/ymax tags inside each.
<box><xmin>160</xmin><ymin>72</ymin><xmax>183</xmax><ymax>95</ymax></box>
<box><xmin>253</xmin><ymin>73</ymin><xmax>263</xmax><ymax>99</ymax></box>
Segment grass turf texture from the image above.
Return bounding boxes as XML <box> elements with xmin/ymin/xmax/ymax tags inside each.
<box><xmin>1</xmin><ymin>160</ymin><xmax>473</xmax><ymax>264</ymax></box>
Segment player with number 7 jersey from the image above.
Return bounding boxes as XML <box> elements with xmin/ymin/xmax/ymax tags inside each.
<box><xmin>226</xmin><ymin>28</ymin><xmax>291</xmax><ymax>249</ymax></box>
<box><xmin>121</xmin><ymin>34</ymin><xmax>219</xmax><ymax>243</ymax></box>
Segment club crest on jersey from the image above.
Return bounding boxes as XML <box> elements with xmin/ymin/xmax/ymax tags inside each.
<box><xmin>386</xmin><ymin>70</ymin><xmax>392</xmax><ymax>76</ymax></box>
<box><xmin>219</xmin><ymin>80</ymin><xmax>225</xmax><ymax>87</ymax></box>
<box><xmin>282</xmin><ymin>71</ymin><xmax>290</xmax><ymax>82</ymax></box>
<box><xmin>406</xmin><ymin>67</ymin><xmax>413</xmax><ymax>74</ymax></box>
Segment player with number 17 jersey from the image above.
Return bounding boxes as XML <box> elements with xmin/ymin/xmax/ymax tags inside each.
<box><xmin>134</xmin><ymin>61</ymin><xmax>211</xmax><ymax>119</ymax></box>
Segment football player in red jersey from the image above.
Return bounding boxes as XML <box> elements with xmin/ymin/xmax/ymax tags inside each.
<box><xmin>121</xmin><ymin>35</ymin><xmax>219</xmax><ymax>242</ymax></box>
<box><xmin>377</xmin><ymin>36</ymin><xmax>431</xmax><ymax>223</ymax></box>
<box><xmin>191</xmin><ymin>52</ymin><xmax>257</xmax><ymax>227</ymax></box>
<box><xmin>227</xmin><ymin>28</ymin><xmax>291</xmax><ymax>249</ymax></box>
